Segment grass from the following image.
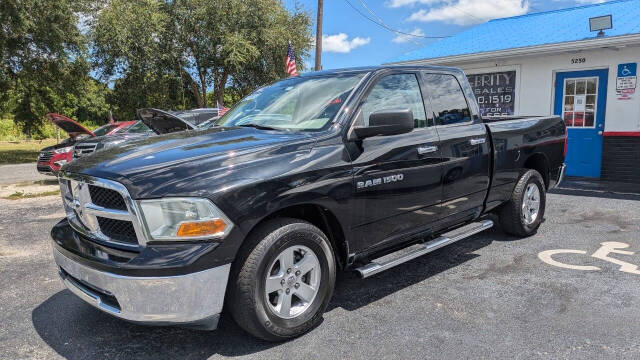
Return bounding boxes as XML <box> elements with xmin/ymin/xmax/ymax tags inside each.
<box><xmin>14</xmin><ymin>179</ymin><xmax>59</xmax><ymax>186</ymax></box>
<box><xmin>0</xmin><ymin>139</ymin><xmax>59</xmax><ymax>165</ymax></box>
<box><xmin>3</xmin><ymin>189</ymin><xmax>60</xmax><ymax>200</ymax></box>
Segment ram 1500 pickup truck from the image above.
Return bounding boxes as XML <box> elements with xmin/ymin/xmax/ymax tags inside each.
<box><xmin>51</xmin><ymin>65</ymin><xmax>566</xmax><ymax>341</ymax></box>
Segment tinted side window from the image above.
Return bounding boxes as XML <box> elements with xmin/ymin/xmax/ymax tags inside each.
<box><xmin>423</xmin><ymin>73</ymin><xmax>471</xmax><ymax>126</ymax></box>
<box><xmin>360</xmin><ymin>74</ymin><xmax>427</xmax><ymax>129</ymax></box>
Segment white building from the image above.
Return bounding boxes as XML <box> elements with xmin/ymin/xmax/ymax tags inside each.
<box><xmin>391</xmin><ymin>0</ymin><xmax>640</xmax><ymax>183</ymax></box>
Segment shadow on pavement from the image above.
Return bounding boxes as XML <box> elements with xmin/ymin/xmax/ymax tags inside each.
<box><xmin>328</xmin><ymin>225</ymin><xmax>514</xmax><ymax>312</ymax></box>
<box><xmin>32</xmin><ymin>291</ymin><xmax>277</xmax><ymax>359</ymax></box>
<box><xmin>549</xmin><ymin>187</ymin><xmax>640</xmax><ymax>201</ymax></box>
<box><xmin>550</xmin><ymin>176</ymin><xmax>640</xmax><ymax>201</ymax></box>
<box><xmin>32</xmin><ymin>225</ymin><xmax>516</xmax><ymax>359</ymax></box>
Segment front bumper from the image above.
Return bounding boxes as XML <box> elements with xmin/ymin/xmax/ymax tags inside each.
<box><xmin>53</xmin><ymin>247</ymin><xmax>230</xmax><ymax>329</ymax></box>
<box><xmin>37</xmin><ymin>163</ymin><xmax>57</xmax><ymax>175</ymax></box>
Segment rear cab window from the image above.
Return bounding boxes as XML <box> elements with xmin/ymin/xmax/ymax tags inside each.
<box><xmin>422</xmin><ymin>73</ymin><xmax>472</xmax><ymax>126</ymax></box>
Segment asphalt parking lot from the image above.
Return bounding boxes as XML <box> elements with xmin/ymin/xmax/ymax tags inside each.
<box><xmin>0</xmin><ymin>164</ymin><xmax>50</xmax><ymax>185</ymax></box>
<box><xmin>1</xmin><ymin>189</ymin><xmax>640</xmax><ymax>359</ymax></box>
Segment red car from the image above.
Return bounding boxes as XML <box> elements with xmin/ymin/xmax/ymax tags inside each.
<box><xmin>36</xmin><ymin>113</ymin><xmax>136</xmax><ymax>175</ymax></box>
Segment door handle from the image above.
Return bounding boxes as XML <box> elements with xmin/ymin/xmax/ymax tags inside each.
<box><xmin>469</xmin><ymin>138</ymin><xmax>486</xmax><ymax>145</ymax></box>
<box><xmin>417</xmin><ymin>145</ymin><xmax>438</xmax><ymax>155</ymax></box>
<box><xmin>598</xmin><ymin>131</ymin><xmax>603</xmax><ymax>136</ymax></box>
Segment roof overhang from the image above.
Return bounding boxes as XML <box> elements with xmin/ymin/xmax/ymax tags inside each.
<box><xmin>389</xmin><ymin>33</ymin><xmax>640</xmax><ymax>66</ymax></box>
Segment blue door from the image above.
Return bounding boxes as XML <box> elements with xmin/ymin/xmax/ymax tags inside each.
<box><xmin>554</xmin><ymin>69</ymin><xmax>608</xmax><ymax>178</ymax></box>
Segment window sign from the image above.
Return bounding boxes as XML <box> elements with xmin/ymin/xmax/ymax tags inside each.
<box><xmin>466</xmin><ymin>71</ymin><xmax>516</xmax><ymax>117</ymax></box>
<box><xmin>574</xmin><ymin>95</ymin><xmax>586</xmax><ymax>112</ymax></box>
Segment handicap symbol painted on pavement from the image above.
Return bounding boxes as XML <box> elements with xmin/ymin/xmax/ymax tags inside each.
<box><xmin>538</xmin><ymin>242</ymin><xmax>640</xmax><ymax>275</ymax></box>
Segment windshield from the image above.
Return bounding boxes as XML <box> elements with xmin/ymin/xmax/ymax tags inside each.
<box><xmin>197</xmin><ymin>117</ymin><xmax>220</xmax><ymax>129</ymax></box>
<box><xmin>216</xmin><ymin>73</ymin><xmax>365</xmax><ymax>131</ymax></box>
<box><xmin>93</xmin><ymin>124</ymin><xmax>118</xmax><ymax>136</ymax></box>
<box><xmin>173</xmin><ymin>110</ymin><xmax>218</xmax><ymax>126</ymax></box>
<box><xmin>126</xmin><ymin>121</ymin><xmax>152</xmax><ymax>133</ymax></box>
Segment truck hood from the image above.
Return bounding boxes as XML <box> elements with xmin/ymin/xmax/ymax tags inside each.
<box><xmin>63</xmin><ymin>126</ymin><xmax>316</xmax><ymax>198</ymax></box>
<box><xmin>46</xmin><ymin>113</ymin><xmax>95</xmax><ymax>139</ymax></box>
<box><xmin>137</xmin><ymin>108</ymin><xmax>194</xmax><ymax>135</ymax></box>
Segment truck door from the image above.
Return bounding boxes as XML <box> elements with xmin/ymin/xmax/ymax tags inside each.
<box><xmin>349</xmin><ymin>72</ymin><xmax>443</xmax><ymax>254</ymax></box>
<box><xmin>422</xmin><ymin>72</ymin><xmax>490</xmax><ymax>221</ymax></box>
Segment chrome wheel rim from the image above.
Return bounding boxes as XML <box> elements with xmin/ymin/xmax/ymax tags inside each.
<box><xmin>265</xmin><ymin>245</ymin><xmax>320</xmax><ymax>319</ymax></box>
<box><xmin>522</xmin><ymin>183</ymin><xmax>541</xmax><ymax>225</ymax></box>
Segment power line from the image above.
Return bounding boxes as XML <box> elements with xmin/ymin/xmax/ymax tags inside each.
<box><xmin>343</xmin><ymin>0</ymin><xmax>450</xmax><ymax>40</ymax></box>
<box><xmin>356</xmin><ymin>0</ymin><xmax>386</xmax><ymax>26</ymax></box>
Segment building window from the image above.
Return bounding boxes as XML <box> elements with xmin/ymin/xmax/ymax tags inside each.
<box><xmin>563</xmin><ymin>77</ymin><xmax>598</xmax><ymax>128</ymax></box>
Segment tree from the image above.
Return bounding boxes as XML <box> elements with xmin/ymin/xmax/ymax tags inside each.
<box><xmin>0</xmin><ymin>0</ymin><xmax>91</xmax><ymax>137</ymax></box>
<box><xmin>169</xmin><ymin>0</ymin><xmax>312</xmax><ymax>106</ymax></box>
<box><xmin>91</xmin><ymin>0</ymin><xmax>196</xmax><ymax>116</ymax></box>
<box><xmin>91</xmin><ymin>0</ymin><xmax>312</xmax><ymax>109</ymax></box>
<box><xmin>108</xmin><ymin>72</ymin><xmax>197</xmax><ymax>121</ymax></box>
<box><xmin>0</xmin><ymin>0</ymin><xmax>313</xmax><ymax>138</ymax></box>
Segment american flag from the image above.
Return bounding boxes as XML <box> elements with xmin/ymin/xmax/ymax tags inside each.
<box><xmin>285</xmin><ymin>42</ymin><xmax>298</xmax><ymax>77</ymax></box>
<box><xmin>216</xmin><ymin>100</ymin><xmax>229</xmax><ymax>116</ymax></box>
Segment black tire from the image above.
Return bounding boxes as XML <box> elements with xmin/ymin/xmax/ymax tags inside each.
<box><xmin>499</xmin><ymin>169</ymin><xmax>546</xmax><ymax>237</ymax></box>
<box><xmin>227</xmin><ymin>218</ymin><xmax>336</xmax><ymax>341</ymax></box>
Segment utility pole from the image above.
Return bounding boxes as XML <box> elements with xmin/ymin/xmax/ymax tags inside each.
<box><xmin>314</xmin><ymin>0</ymin><xmax>323</xmax><ymax>71</ymax></box>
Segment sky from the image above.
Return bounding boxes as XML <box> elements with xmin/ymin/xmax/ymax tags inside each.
<box><xmin>284</xmin><ymin>0</ymin><xmax>610</xmax><ymax>71</ymax></box>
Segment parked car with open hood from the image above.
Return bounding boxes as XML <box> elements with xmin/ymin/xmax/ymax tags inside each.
<box><xmin>72</xmin><ymin>108</ymin><xmax>221</xmax><ymax>158</ymax></box>
<box><xmin>36</xmin><ymin>113</ymin><xmax>136</xmax><ymax>175</ymax></box>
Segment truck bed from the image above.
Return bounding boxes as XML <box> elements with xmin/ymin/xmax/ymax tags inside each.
<box><xmin>484</xmin><ymin>115</ymin><xmax>566</xmax><ymax>212</ymax></box>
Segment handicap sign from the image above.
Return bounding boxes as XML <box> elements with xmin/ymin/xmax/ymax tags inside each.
<box><xmin>618</xmin><ymin>63</ymin><xmax>637</xmax><ymax>77</ymax></box>
<box><xmin>617</xmin><ymin>63</ymin><xmax>637</xmax><ymax>93</ymax></box>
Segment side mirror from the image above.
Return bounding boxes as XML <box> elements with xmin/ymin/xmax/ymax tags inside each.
<box><xmin>350</xmin><ymin>109</ymin><xmax>414</xmax><ymax>140</ymax></box>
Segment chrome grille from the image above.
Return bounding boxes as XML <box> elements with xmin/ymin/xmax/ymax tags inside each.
<box><xmin>59</xmin><ymin>174</ymin><xmax>146</xmax><ymax>250</ymax></box>
<box><xmin>89</xmin><ymin>185</ymin><xmax>127</xmax><ymax>210</ymax></box>
<box><xmin>38</xmin><ymin>150</ymin><xmax>54</xmax><ymax>162</ymax></box>
<box><xmin>96</xmin><ymin>217</ymin><xmax>138</xmax><ymax>244</ymax></box>
<box><xmin>74</xmin><ymin>143</ymin><xmax>98</xmax><ymax>158</ymax></box>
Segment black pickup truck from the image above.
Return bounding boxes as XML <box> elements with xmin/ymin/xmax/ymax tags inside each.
<box><xmin>51</xmin><ymin>65</ymin><xmax>566</xmax><ymax>341</ymax></box>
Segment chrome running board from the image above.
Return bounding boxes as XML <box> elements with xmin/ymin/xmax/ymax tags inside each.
<box><xmin>355</xmin><ymin>220</ymin><xmax>494</xmax><ymax>278</ymax></box>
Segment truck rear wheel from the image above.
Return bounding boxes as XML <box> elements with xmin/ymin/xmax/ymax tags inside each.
<box><xmin>499</xmin><ymin>169</ymin><xmax>546</xmax><ymax>237</ymax></box>
<box><xmin>227</xmin><ymin>218</ymin><xmax>336</xmax><ymax>341</ymax></box>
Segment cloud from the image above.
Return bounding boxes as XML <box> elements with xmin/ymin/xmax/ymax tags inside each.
<box><xmin>392</xmin><ymin>28</ymin><xmax>426</xmax><ymax>43</ymax></box>
<box><xmin>322</xmin><ymin>33</ymin><xmax>371</xmax><ymax>53</ymax></box>
<box><xmin>386</xmin><ymin>0</ymin><xmax>442</xmax><ymax>8</ymax></box>
<box><xmin>574</xmin><ymin>0</ymin><xmax>606</xmax><ymax>3</ymax></box>
<box><xmin>408</xmin><ymin>0</ymin><xmax>530</xmax><ymax>26</ymax></box>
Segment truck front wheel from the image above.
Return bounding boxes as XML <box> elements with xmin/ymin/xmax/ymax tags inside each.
<box><xmin>227</xmin><ymin>218</ymin><xmax>336</xmax><ymax>341</ymax></box>
<box><xmin>499</xmin><ymin>169</ymin><xmax>546</xmax><ymax>237</ymax></box>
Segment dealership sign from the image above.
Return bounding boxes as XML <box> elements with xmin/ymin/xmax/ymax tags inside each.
<box><xmin>467</xmin><ymin>71</ymin><xmax>516</xmax><ymax>117</ymax></box>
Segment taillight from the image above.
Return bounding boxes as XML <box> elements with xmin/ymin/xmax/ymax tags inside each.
<box><xmin>563</xmin><ymin>130</ymin><xmax>568</xmax><ymax>157</ymax></box>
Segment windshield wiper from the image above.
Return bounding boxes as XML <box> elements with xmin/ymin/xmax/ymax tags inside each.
<box><xmin>237</xmin><ymin>123</ymin><xmax>281</xmax><ymax>131</ymax></box>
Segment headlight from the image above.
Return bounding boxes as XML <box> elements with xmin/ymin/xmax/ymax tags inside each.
<box><xmin>137</xmin><ymin>198</ymin><xmax>233</xmax><ymax>241</ymax></box>
<box><xmin>54</xmin><ymin>146</ymin><xmax>73</xmax><ymax>154</ymax></box>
